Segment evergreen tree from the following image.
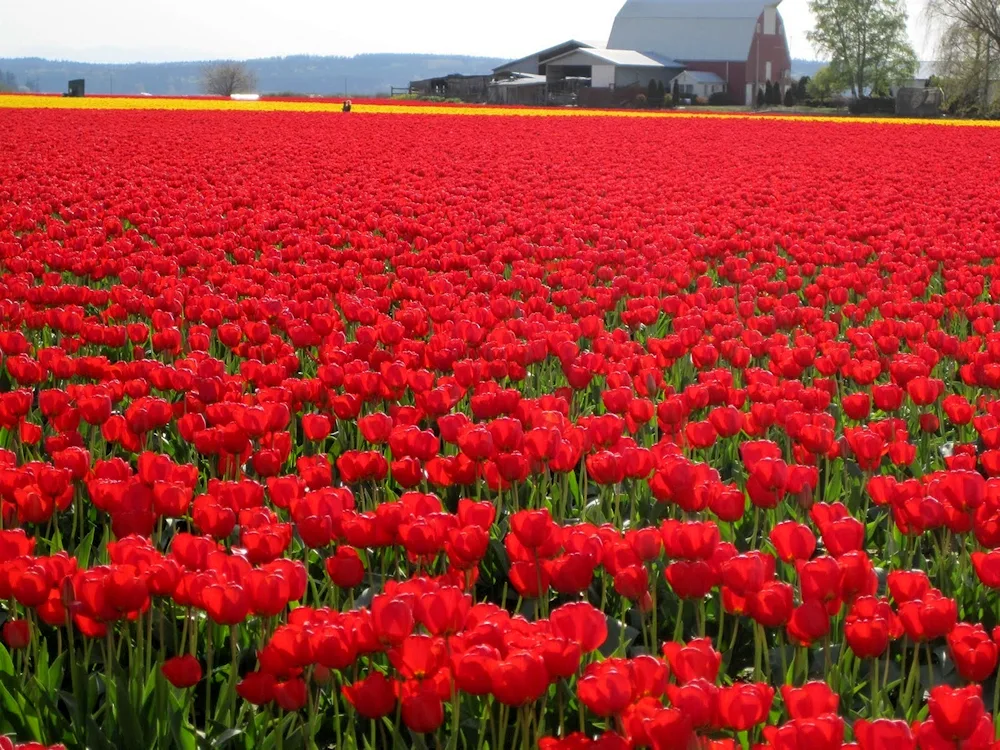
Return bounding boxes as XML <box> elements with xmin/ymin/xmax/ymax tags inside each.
<box><xmin>783</xmin><ymin>87</ymin><xmax>796</xmax><ymax>106</ymax></box>
<box><xmin>796</xmin><ymin>76</ymin><xmax>811</xmax><ymax>100</ymax></box>
<box><xmin>757</xmin><ymin>86</ymin><xmax>765</xmax><ymax>107</ymax></box>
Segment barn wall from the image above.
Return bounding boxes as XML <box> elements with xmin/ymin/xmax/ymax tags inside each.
<box><xmin>592</xmin><ymin>65</ymin><xmax>616</xmax><ymax>88</ymax></box>
<box><xmin>680</xmin><ymin>10</ymin><xmax>790</xmax><ymax>105</ymax></box>
<box><xmin>747</xmin><ymin>10</ymin><xmax>792</xmax><ymax>89</ymax></box>
<box><xmin>682</xmin><ymin>61</ymin><xmax>748</xmax><ymax>104</ymax></box>
<box><xmin>614</xmin><ymin>66</ymin><xmax>676</xmax><ymax>89</ymax></box>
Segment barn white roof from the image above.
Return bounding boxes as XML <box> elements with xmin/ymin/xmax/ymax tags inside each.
<box><xmin>675</xmin><ymin>70</ymin><xmax>727</xmax><ymax>84</ymax></box>
<box><xmin>547</xmin><ymin>47</ymin><xmax>682</xmax><ymax>68</ymax></box>
<box><xmin>608</xmin><ymin>0</ymin><xmax>782</xmax><ymax>62</ymax></box>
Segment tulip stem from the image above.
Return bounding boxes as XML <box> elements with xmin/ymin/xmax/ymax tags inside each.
<box><xmin>900</xmin><ymin>640</ymin><xmax>921</xmax><ymax>716</ymax></box>
<box><xmin>448</xmin><ymin>690</ymin><xmax>460</xmax><ymax>750</ymax></box>
<box><xmin>753</xmin><ymin>624</ymin><xmax>763</xmax><ymax>682</ymax></box>
<box><xmin>993</xmin><ymin>677</ymin><xmax>1000</xmax><ymax>740</ymax></box>
<box><xmin>205</xmin><ymin>625</ymin><xmax>213</xmax><ymax>726</ymax></box>
<box><xmin>716</xmin><ymin>597</ymin><xmax>724</xmax><ymax>654</ymax></box>
<box><xmin>498</xmin><ymin>704</ymin><xmax>510</xmax><ymax>750</ymax></box>
<box><xmin>870</xmin><ymin>656</ymin><xmax>879</xmax><ymax>716</ymax></box>
<box><xmin>229</xmin><ymin>625</ymin><xmax>239</xmax><ymax>724</ymax></box>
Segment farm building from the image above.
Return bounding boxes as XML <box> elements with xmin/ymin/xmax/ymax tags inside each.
<box><xmin>490</xmin><ymin>0</ymin><xmax>792</xmax><ymax>107</ymax></box>
<box><xmin>408</xmin><ymin>74</ymin><xmax>491</xmax><ymax>102</ymax></box>
<box><xmin>493</xmin><ymin>40</ymin><xmax>595</xmax><ymax>77</ymax></box>
<box><xmin>488</xmin><ymin>72</ymin><xmax>548</xmax><ymax>105</ymax></box>
<box><xmin>543</xmin><ymin>48</ymin><xmax>683</xmax><ymax>91</ymax></box>
<box><xmin>671</xmin><ymin>69</ymin><xmax>728</xmax><ymax>100</ymax></box>
<box><xmin>608</xmin><ymin>0</ymin><xmax>792</xmax><ymax>105</ymax></box>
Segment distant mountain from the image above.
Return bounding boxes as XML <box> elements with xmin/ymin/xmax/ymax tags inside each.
<box><xmin>790</xmin><ymin>58</ymin><xmax>825</xmax><ymax>78</ymax></box>
<box><xmin>0</xmin><ymin>53</ymin><xmax>508</xmax><ymax>96</ymax></box>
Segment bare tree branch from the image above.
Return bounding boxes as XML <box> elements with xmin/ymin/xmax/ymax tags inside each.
<box><xmin>201</xmin><ymin>62</ymin><xmax>258</xmax><ymax>97</ymax></box>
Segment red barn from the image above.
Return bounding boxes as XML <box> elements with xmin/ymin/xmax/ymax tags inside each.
<box><xmin>607</xmin><ymin>0</ymin><xmax>792</xmax><ymax>105</ymax></box>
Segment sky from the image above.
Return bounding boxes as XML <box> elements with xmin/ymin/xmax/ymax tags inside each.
<box><xmin>1</xmin><ymin>0</ymin><xmax>937</xmax><ymax>64</ymax></box>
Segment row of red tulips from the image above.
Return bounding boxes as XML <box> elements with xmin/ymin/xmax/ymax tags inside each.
<box><xmin>0</xmin><ymin>109</ymin><xmax>999</xmax><ymax>749</ymax></box>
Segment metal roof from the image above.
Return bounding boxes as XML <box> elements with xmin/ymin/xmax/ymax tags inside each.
<box><xmin>492</xmin><ymin>40</ymin><xmax>594</xmax><ymax>73</ymax></box>
<box><xmin>608</xmin><ymin>0</ymin><xmax>782</xmax><ymax>62</ymax></box>
<box><xmin>546</xmin><ymin>47</ymin><xmax>682</xmax><ymax>69</ymax></box>
<box><xmin>674</xmin><ymin>69</ymin><xmax>726</xmax><ymax>83</ymax></box>
<box><xmin>491</xmin><ymin>73</ymin><xmax>547</xmax><ymax>87</ymax></box>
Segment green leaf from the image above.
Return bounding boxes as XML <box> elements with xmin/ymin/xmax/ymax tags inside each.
<box><xmin>25</xmin><ymin>679</ymin><xmax>73</xmax><ymax>744</ymax></box>
<box><xmin>0</xmin><ymin>673</ymin><xmax>34</xmax><ymax>739</ymax></box>
<box><xmin>85</xmin><ymin>712</ymin><xmax>115</xmax><ymax>750</ymax></box>
<box><xmin>567</xmin><ymin>470</ymin><xmax>581</xmax><ymax>505</ymax></box>
<box><xmin>0</xmin><ymin>643</ymin><xmax>15</xmax><ymax>674</ymax></box>
<box><xmin>211</xmin><ymin>728</ymin><xmax>244</xmax><ymax>748</ymax></box>
<box><xmin>169</xmin><ymin>718</ymin><xmax>198</xmax><ymax>750</ymax></box>
<box><xmin>112</xmin><ymin>662</ymin><xmax>145</xmax><ymax>747</ymax></box>
<box><xmin>74</xmin><ymin>528</ymin><xmax>96</xmax><ymax>569</ymax></box>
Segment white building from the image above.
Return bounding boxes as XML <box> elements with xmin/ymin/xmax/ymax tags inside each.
<box><xmin>543</xmin><ymin>48</ymin><xmax>683</xmax><ymax>89</ymax></box>
<box><xmin>670</xmin><ymin>69</ymin><xmax>728</xmax><ymax>100</ymax></box>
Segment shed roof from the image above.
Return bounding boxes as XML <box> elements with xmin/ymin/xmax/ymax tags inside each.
<box><xmin>546</xmin><ymin>47</ymin><xmax>682</xmax><ymax>69</ymax></box>
<box><xmin>491</xmin><ymin>73</ymin><xmax>547</xmax><ymax>87</ymax></box>
<box><xmin>493</xmin><ymin>39</ymin><xmax>594</xmax><ymax>73</ymax></box>
<box><xmin>674</xmin><ymin>69</ymin><xmax>726</xmax><ymax>84</ymax></box>
<box><xmin>608</xmin><ymin>0</ymin><xmax>782</xmax><ymax>62</ymax></box>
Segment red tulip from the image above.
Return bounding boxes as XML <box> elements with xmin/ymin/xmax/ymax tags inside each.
<box><xmin>161</xmin><ymin>655</ymin><xmax>202</xmax><ymax>688</ymax></box>
<box><xmin>926</xmin><ymin>684</ymin><xmax>986</xmax><ymax>741</ymax></box>
<box><xmin>780</xmin><ymin>681</ymin><xmax>838</xmax><ymax>719</ymax></box>
<box><xmin>716</xmin><ymin>682</ymin><xmax>774</xmax><ymax>731</ymax></box>
<box><xmin>342</xmin><ymin>672</ymin><xmax>396</xmax><ymax>719</ymax></box>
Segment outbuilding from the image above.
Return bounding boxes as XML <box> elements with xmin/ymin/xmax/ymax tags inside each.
<box><xmin>670</xmin><ymin>69</ymin><xmax>727</xmax><ymax>100</ymax></box>
<box><xmin>544</xmin><ymin>47</ymin><xmax>683</xmax><ymax>90</ymax></box>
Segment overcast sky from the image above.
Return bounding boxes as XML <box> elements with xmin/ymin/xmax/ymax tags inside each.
<box><xmin>1</xmin><ymin>0</ymin><xmax>937</xmax><ymax>64</ymax></box>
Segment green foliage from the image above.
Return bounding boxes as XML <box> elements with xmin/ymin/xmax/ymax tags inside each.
<box><xmin>808</xmin><ymin>64</ymin><xmax>851</xmax><ymax>100</ymax></box>
<box><xmin>767</xmin><ymin>81</ymin><xmax>782</xmax><ymax>105</ymax></box>
<box><xmin>807</xmin><ymin>0</ymin><xmax>918</xmax><ymax>98</ymax></box>
<box><xmin>784</xmin><ymin>87</ymin><xmax>796</xmax><ymax>106</ymax></box>
<box><xmin>796</xmin><ymin>75</ymin><xmax>811</xmax><ymax>100</ymax></box>
<box><xmin>933</xmin><ymin>24</ymin><xmax>1000</xmax><ymax>118</ymax></box>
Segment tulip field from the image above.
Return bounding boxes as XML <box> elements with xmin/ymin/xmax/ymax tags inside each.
<box><xmin>2</xmin><ymin>97</ymin><xmax>1000</xmax><ymax>750</ymax></box>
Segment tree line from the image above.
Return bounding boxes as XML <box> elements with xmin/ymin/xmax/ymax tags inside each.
<box><xmin>806</xmin><ymin>0</ymin><xmax>999</xmax><ymax>116</ymax></box>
